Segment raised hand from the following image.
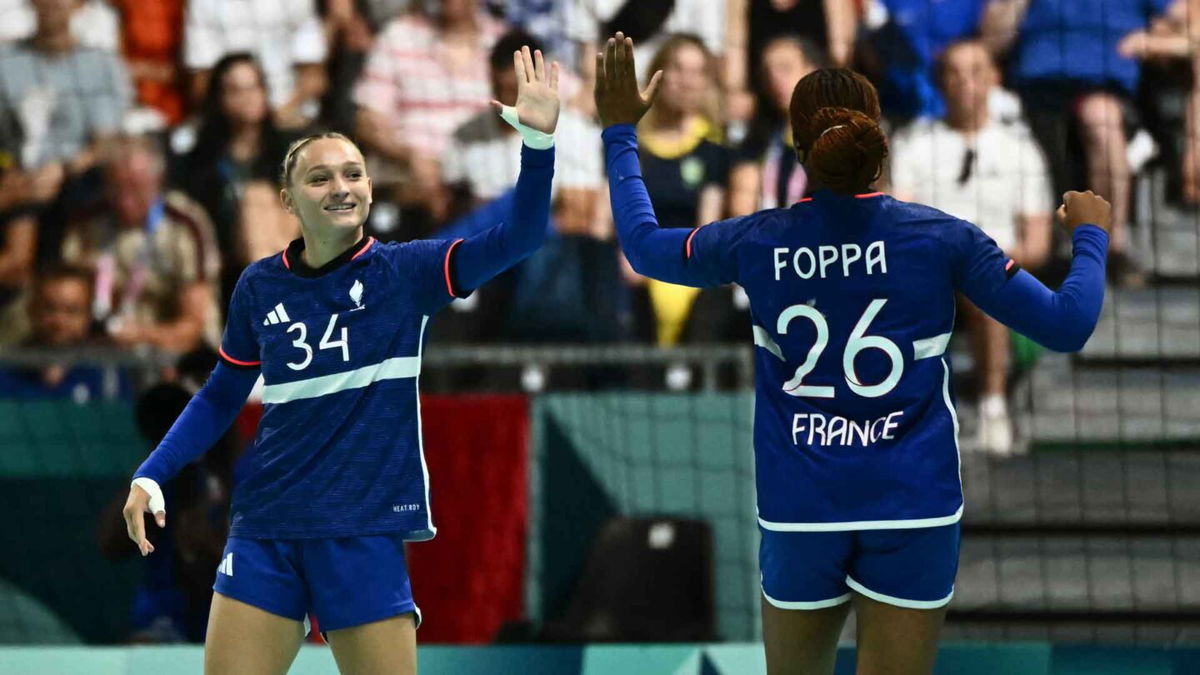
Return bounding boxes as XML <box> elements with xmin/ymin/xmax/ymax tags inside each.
<box><xmin>1056</xmin><ymin>190</ymin><xmax>1112</xmax><ymax>234</ymax></box>
<box><xmin>594</xmin><ymin>31</ymin><xmax>663</xmax><ymax>128</ymax></box>
<box><xmin>492</xmin><ymin>45</ymin><xmax>559</xmax><ymax>135</ymax></box>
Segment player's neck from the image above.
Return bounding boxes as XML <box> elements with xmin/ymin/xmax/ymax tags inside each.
<box><xmin>301</xmin><ymin>229</ymin><xmax>365</xmax><ymax>269</ymax></box>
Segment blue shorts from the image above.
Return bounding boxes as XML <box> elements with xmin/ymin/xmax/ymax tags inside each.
<box><xmin>759</xmin><ymin>523</ymin><xmax>960</xmax><ymax>610</ymax></box>
<box><xmin>212</xmin><ymin>534</ymin><xmax>420</xmax><ymax>632</ymax></box>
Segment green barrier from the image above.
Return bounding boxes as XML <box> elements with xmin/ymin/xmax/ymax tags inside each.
<box><xmin>0</xmin><ymin>400</ymin><xmax>145</xmax><ymax>643</ymax></box>
<box><xmin>530</xmin><ymin>393</ymin><xmax>758</xmax><ymax>641</ymax></box>
<box><xmin>1</xmin><ymin>643</ymin><xmax>1198</xmax><ymax>675</ymax></box>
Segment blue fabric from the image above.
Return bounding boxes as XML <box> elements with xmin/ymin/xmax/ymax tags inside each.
<box><xmin>212</xmin><ymin>534</ymin><xmax>417</xmax><ymax>631</ymax></box>
<box><xmin>452</xmin><ymin>145</ymin><xmax>555</xmax><ymax>293</ymax></box>
<box><xmin>604</xmin><ymin>122</ymin><xmax>1107</xmax><ymax>528</ymax></box>
<box><xmin>136</xmin><ymin>146</ymin><xmax>553</xmax><ymax>541</ymax></box>
<box><xmin>873</xmin><ymin>0</ymin><xmax>987</xmax><ymax>118</ymax></box>
<box><xmin>133</xmin><ymin>363</ymin><xmax>257</xmax><ymax>485</ymax></box>
<box><xmin>760</xmin><ymin>523</ymin><xmax>960</xmax><ymax>607</ymax></box>
<box><xmin>1012</xmin><ymin>0</ymin><xmax>1172</xmax><ymax>94</ymax></box>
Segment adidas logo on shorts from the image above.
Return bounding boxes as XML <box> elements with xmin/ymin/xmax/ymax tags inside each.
<box><xmin>217</xmin><ymin>552</ymin><xmax>234</xmax><ymax>577</ymax></box>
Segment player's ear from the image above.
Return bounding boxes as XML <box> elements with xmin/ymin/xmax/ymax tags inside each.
<box><xmin>279</xmin><ymin>187</ymin><xmax>294</xmax><ymax>214</ymax></box>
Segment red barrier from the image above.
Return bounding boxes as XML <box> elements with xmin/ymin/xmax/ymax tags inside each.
<box><xmin>402</xmin><ymin>394</ymin><xmax>530</xmax><ymax>644</ymax></box>
<box><xmin>234</xmin><ymin>395</ymin><xmax>530</xmax><ymax>644</ymax></box>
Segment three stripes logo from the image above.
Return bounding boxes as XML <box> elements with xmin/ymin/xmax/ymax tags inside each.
<box><xmin>217</xmin><ymin>552</ymin><xmax>233</xmax><ymax>577</ymax></box>
<box><xmin>263</xmin><ymin>303</ymin><xmax>291</xmax><ymax>326</ymax></box>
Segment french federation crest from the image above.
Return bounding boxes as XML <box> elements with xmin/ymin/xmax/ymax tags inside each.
<box><xmin>350</xmin><ymin>280</ymin><xmax>364</xmax><ymax>308</ymax></box>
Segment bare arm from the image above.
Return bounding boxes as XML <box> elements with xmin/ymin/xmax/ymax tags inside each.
<box><xmin>354</xmin><ymin>106</ymin><xmax>411</xmax><ymax>164</ymax></box>
<box><xmin>728</xmin><ymin>163</ymin><xmax>761</xmax><ymax>216</ymax></box>
<box><xmin>0</xmin><ymin>214</ymin><xmax>35</xmax><ymax>285</ymax></box>
<box><xmin>276</xmin><ymin>63</ymin><xmax>328</xmax><ymax>128</ymax></box>
<box><xmin>980</xmin><ymin>0</ymin><xmax>1031</xmax><ymax>56</ymax></box>
<box><xmin>824</xmin><ymin>0</ymin><xmax>858</xmax><ymax>66</ymax></box>
<box><xmin>723</xmin><ymin>0</ymin><xmax>752</xmax><ymax>121</ymax></box>
<box><xmin>114</xmin><ymin>282</ymin><xmax>213</xmax><ymax>353</ymax></box>
<box><xmin>697</xmin><ymin>184</ymin><xmax>726</xmax><ymax>227</ymax></box>
<box><xmin>1011</xmin><ymin>212</ymin><xmax>1053</xmax><ymax>269</ymax></box>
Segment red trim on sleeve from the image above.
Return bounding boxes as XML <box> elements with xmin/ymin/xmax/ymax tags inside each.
<box><xmin>685</xmin><ymin>227</ymin><xmax>701</xmax><ymax>259</ymax></box>
<box><xmin>351</xmin><ymin>237</ymin><xmax>376</xmax><ymax>260</ymax></box>
<box><xmin>219</xmin><ymin>346</ymin><xmax>261</xmax><ymax>367</ymax></box>
<box><xmin>443</xmin><ymin>238</ymin><xmax>465</xmax><ymax>297</ymax></box>
<box><xmin>281</xmin><ymin>249</ymin><xmax>291</xmax><ymax>270</ymax></box>
<box><xmin>798</xmin><ymin>197</ymin><xmax>814</xmax><ymax>203</ymax></box>
<box><xmin>855</xmin><ymin>192</ymin><xmax>885</xmax><ymax>199</ymax></box>
<box><xmin>1005</xmin><ymin>259</ymin><xmax>1015</xmax><ymax>271</ymax></box>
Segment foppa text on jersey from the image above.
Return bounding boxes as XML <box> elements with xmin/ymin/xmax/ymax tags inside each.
<box><xmin>773</xmin><ymin>241</ymin><xmax>888</xmax><ymax>281</ymax></box>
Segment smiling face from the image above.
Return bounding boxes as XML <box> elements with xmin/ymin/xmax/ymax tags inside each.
<box><xmin>280</xmin><ymin>137</ymin><xmax>373</xmax><ymax>235</ymax></box>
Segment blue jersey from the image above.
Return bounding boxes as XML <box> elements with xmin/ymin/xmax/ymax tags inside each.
<box><xmin>605</xmin><ymin>123</ymin><xmax>1105</xmax><ymax>534</ymax></box>
<box><xmin>686</xmin><ymin>192</ymin><xmax>1015</xmax><ymax>530</ymax></box>
<box><xmin>218</xmin><ymin>235</ymin><xmax>461</xmax><ymax>540</ymax></box>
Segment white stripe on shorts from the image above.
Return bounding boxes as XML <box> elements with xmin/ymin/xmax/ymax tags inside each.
<box><xmin>761</xmin><ymin>588</ymin><xmax>852</xmax><ymax>611</ymax></box>
<box><xmin>845</xmin><ymin>575</ymin><xmax>954</xmax><ymax>609</ymax></box>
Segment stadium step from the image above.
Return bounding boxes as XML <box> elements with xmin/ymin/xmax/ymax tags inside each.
<box><xmin>1081</xmin><ymin>287</ymin><xmax>1200</xmax><ymax>361</ymax></box>
<box><xmin>960</xmin><ymin>449</ymin><xmax>1200</xmax><ymax>527</ymax></box>
<box><xmin>955</xmin><ymin>534</ymin><xmax>1200</xmax><ymax>613</ymax></box>
<box><xmin>1015</xmin><ymin>356</ymin><xmax>1200</xmax><ymax>443</ymax></box>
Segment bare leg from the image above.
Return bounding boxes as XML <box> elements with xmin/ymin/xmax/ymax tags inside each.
<box><xmin>326</xmin><ymin>612</ymin><xmax>418</xmax><ymax>675</ymax></box>
<box><xmin>853</xmin><ymin>594</ymin><xmax>947</xmax><ymax>675</ymax></box>
<box><xmin>962</xmin><ymin>300</ymin><xmax>1008</xmax><ymax>399</ymax></box>
<box><xmin>1077</xmin><ymin>93</ymin><xmax>1130</xmax><ymax>251</ymax></box>
<box><xmin>204</xmin><ymin>592</ymin><xmax>305</xmax><ymax>675</ymax></box>
<box><xmin>762</xmin><ymin>595</ymin><xmax>852</xmax><ymax>675</ymax></box>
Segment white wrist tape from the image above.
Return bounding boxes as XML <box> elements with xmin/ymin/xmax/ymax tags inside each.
<box><xmin>132</xmin><ymin>477</ymin><xmax>166</xmax><ymax>515</ymax></box>
<box><xmin>498</xmin><ymin>105</ymin><xmax>554</xmax><ymax>150</ymax></box>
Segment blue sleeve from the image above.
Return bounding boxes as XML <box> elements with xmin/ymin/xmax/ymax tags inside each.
<box><xmin>955</xmin><ymin>223</ymin><xmax>1109</xmax><ymax>352</ymax></box>
<box><xmin>132</xmin><ymin>363</ymin><xmax>258</xmax><ymax>484</ymax></box>
<box><xmin>217</xmin><ymin>268</ymin><xmax>261</xmax><ymax>369</ymax></box>
<box><xmin>450</xmin><ymin>144</ymin><xmax>555</xmax><ymax>294</ymax></box>
<box><xmin>603</xmin><ymin>124</ymin><xmax>733</xmax><ymax>287</ymax></box>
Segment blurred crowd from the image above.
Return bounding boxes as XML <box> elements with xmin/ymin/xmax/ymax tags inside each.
<box><xmin>0</xmin><ymin>0</ymin><xmax>1197</xmax><ymax>409</ymax></box>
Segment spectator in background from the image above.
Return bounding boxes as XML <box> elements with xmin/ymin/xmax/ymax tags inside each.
<box><xmin>984</xmin><ymin>0</ymin><xmax>1189</xmax><ymax>285</ymax></box>
<box><xmin>862</xmin><ymin>0</ymin><xmax>988</xmax><ymax>121</ymax></box>
<box><xmin>62</xmin><ymin>135</ymin><xmax>221</xmax><ymax>354</ymax></box>
<box><xmin>443</xmin><ymin>30</ymin><xmax>602</xmax><ymax>227</ymax></box>
<box><xmin>723</xmin><ymin>0</ymin><xmax>858</xmax><ymax>124</ymax></box>
<box><xmin>0</xmin><ymin>0</ymin><xmax>131</xmax><ymax>342</ymax></box>
<box><xmin>437</xmin><ymin>30</ymin><xmax>624</xmax><ymax>353</ymax></box>
<box><xmin>112</xmin><ymin>0</ymin><xmax>188</xmax><ymax>127</ymax></box>
<box><xmin>630</xmin><ymin>35</ymin><xmax>746</xmax><ymax>382</ymax></box>
<box><xmin>728</xmin><ymin>35</ymin><xmax>823</xmax><ymax>216</ymax></box>
<box><xmin>0</xmin><ymin>0</ymin><xmax>119</xmax><ymax>49</ymax></box>
<box><xmin>178</xmin><ymin>53</ymin><xmax>298</xmax><ymax>308</ymax></box>
<box><xmin>1118</xmin><ymin>0</ymin><xmax>1200</xmax><ymax>203</ymax></box>
<box><xmin>566</xmin><ymin>0</ymin><xmax>725</xmax><ymax>115</ymax></box>
<box><xmin>0</xmin><ymin>264</ymin><xmax>128</xmax><ymax>401</ymax></box>
<box><xmin>354</xmin><ymin>0</ymin><xmax>507</xmax><ymax>233</ymax></box>
<box><xmin>891</xmin><ymin>40</ymin><xmax>1054</xmax><ymax>456</ymax></box>
<box><xmin>183</xmin><ymin>0</ymin><xmax>328</xmax><ymax>129</ymax></box>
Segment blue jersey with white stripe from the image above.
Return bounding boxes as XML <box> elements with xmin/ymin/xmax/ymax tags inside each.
<box><xmin>687</xmin><ymin>191</ymin><xmax>1016</xmax><ymax>530</ymax></box>
<box><xmin>218</xmin><ymin>235</ymin><xmax>459</xmax><ymax>540</ymax></box>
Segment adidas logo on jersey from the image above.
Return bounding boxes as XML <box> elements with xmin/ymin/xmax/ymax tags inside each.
<box><xmin>263</xmin><ymin>303</ymin><xmax>291</xmax><ymax>325</ymax></box>
<box><xmin>217</xmin><ymin>552</ymin><xmax>233</xmax><ymax>577</ymax></box>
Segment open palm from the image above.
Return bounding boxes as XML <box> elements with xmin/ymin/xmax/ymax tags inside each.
<box><xmin>495</xmin><ymin>46</ymin><xmax>560</xmax><ymax>135</ymax></box>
